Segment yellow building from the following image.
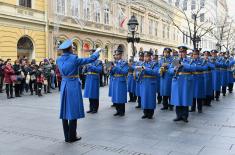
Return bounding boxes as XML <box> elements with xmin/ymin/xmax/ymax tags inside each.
<box><xmin>0</xmin><ymin>0</ymin><xmax>47</xmax><ymax>62</ymax></box>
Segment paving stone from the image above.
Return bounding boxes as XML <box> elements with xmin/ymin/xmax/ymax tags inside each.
<box><xmin>0</xmin><ymin>87</ymin><xmax>235</xmax><ymax>155</ymax></box>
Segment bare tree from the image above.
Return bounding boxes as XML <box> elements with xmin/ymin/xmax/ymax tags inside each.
<box><xmin>210</xmin><ymin>16</ymin><xmax>228</xmax><ymax>51</ymax></box>
<box><xmin>167</xmin><ymin>2</ymin><xmax>215</xmax><ymax>50</ymax></box>
<box><xmin>224</xmin><ymin>20</ymin><xmax>234</xmax><ymax>53</ymax></box>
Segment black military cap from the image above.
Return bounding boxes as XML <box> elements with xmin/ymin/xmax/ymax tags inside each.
<box><xmin>144</xmin><ymin>50</ymin><xmax>153</xmax><ymax>56</ymax></box>
<box><xmin>163</xmin><ymin>48</ymin><xmax>172</xmax><ymax>53</ymax></box>
<box><xmin>192</xmin><ymin>49</ymin><xmax>200</xmax><ymax>55</ymax></box>
<box><xmin>178</xmin><ymin>45</ymin><xmax>188</xmax><ymax>51</ymax></box>
<box><xmin>211</xmin><ymin>49</ymin><xmax>218</xmax><ymax>53</ymax></box>
<box><xmin>114</xmin><ymin>44</ymin><xmax>124</xmax><ymax>55</ymax></box>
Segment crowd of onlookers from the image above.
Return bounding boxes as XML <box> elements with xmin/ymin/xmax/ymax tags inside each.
<box><xmin>0</xmin><ymin>57</ymin><xmax>110</xmax><ymax>99</ymax></box>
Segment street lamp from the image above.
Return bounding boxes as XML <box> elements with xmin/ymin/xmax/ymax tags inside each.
<box><xmin>127</xmin><ymin>15</ymin><xmax>140</xmax><ymax>57</ymax></box>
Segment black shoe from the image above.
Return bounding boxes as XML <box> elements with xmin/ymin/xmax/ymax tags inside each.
<box><xmin>142</xmin><ymin>115</ymin><xmax>148</xmax><ymax>119</ymax></box>
<box><xmin>91</xmin><ymin>111</ymin><xmax>98</xmax><ymax>114</ymax></box>
<box><xmin>161</xmin><ymin>107</ymin><xmax>168</xmax><ymax>111</ymax></box>
<box><xmin>216</xmin><ymin>98</ymin><xmax>219</xmax><ymax>101</ymax></box>
<box><xmin>148</xmin><ymin>116</ymin><xmax>153</xmax><ymax>119</ymax></box>
<box><xmin>198</xmin><ymin>110</ymin><xmax>202</xmax><ymax>113</ymax></box>
<box><xmin>173</xmin><ymin>118</ymin><xmax>182</xmax><ymax>122</ymax></box>
<box><xmin>189</xmin><ymin>110</ymin><xmax>195</xmax><ymax>112</ymax></box>
<box><xmin>119</xmin><ymin>113</ymin><xmax>125</xmax><ymax>117</ymax></box>
<box><xmin>87</xmin><ymin>110</ymin><xmax>92</xmax><ymax>113</ymax></box>
<box><xmin>7</xmin><ymin>96</ymin><xmax>10</xmax><ymax>99</ymax></box>
<box><xmin>169</xmin><ymin>107</ymin><xmax>173</xmax><ymax>111</ymax></box>
<box><xmin>113</xmin><ymin>112</ymin><xmax>119</xmax><ymax>116</ymax></box>
<box><xmin>182</xmin><ymin>117</ymin><xmax>188</xmax><ymax>123</ymax></box>
<box><xmin>10</xmin><ymin>96</ymin><xmax>14</xmax><ymax>99</ymax></box>
<box><xmin>135</xmin><ymin>106</ymin><xmax>141</xmax><ymax>109</ymax></box>
<box><xmin>69</xmin><ymin>136</ymin><xmax>82</xmax><ymax>143</ymax></box>
<box><xmin>223</xmin><ymin>94</ymin><xmax>226</xmax><ymax>96</ymax></box>
<box><xmin>31</xmin><ymin>92</ymin><xmax>33</xmax><ymax>95</ymax></box>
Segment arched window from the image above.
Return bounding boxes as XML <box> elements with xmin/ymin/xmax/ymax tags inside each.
<box><xmin>19</xmin><ymin>0</ymin><xmax>31</xmax><ymax>8</ymax></box>
<box><xmin>94</xmin><ymin>0</ymin><xmax>101</xmax><ymax>23</ymax></box>
<box><xmin>104</xmin><ymin>4</ymin><xmax>110</xmax><ymax>25</ymax></box>
<box><xmin>72</xmin><ymin>42</ymin><xmax>78</xmax><ymax>54</ymax></box>
<box><xmin>17</xmin><ymin>36</ymin><xmax>34</xmax><ymax>60</ymax></box>
<box><xmin>83</xmin><ymin>0</ymin><xmax>91</xmax><ymax>21</ymax></box>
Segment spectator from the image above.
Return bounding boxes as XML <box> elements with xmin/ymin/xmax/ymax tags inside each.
<box><xmin>4</xmin><ymin>59</ymin><xmax>14</xmax><ymax>99</ymax></box>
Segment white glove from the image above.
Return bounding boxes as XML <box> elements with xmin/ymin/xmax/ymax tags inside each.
<box><xmin>95</xmin><ymin>48</ymin><xmax>103</xmax><ymax>53</ymax></box>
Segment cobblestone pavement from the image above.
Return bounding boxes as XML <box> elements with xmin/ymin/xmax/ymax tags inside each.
<box><xmin>0</xmin><ymin>86</ymin><xmax>235</xmax><ymax>155</ymax></box>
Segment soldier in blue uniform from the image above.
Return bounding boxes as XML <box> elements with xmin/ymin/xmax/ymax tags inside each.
<box><xmin>170</xmin><ymin>45</ymin><xmax>195</xmax><ymax>123</ymax></box>
<box><xmin>109</xmin><ymin>45</ymin><xmax>129</xmax><ymax>116</ymax></box>
<box><xmin>152</xmin><ymin>51</ymin><xmax>162</xmax><ymax>104</ymax></box>
<box><xmin>159</xmin><ymin>48</ymin><xmax>173</xmax><ymax>111</ymax></box>
<box><xmin>137</xmin><ymin>50</ymin><xmax>159</xmax><ymax>119</ymax></box>
<box><xmin>220</xmin><ymin>52</ymin><xmax>229</xmax><ymax>96</ymax></box>
<box><xmin>227</xmin><ymin>54</ymin><xmax>235</xmax><ymax>93</ymax></box>
<box><xmin>134</xmin><ymin>51</ymin><xmax>144</xmax><ymax>109</ymax></box>
<box><xmin>127</xmin><ymin>57</ymin><xmax>137</xmax><ymax>102</ymax></box>
<box><xmin>190</xmin><ymin>49</ymin><xmax>207</xmax><ymax>113</ymax></box>
<box><xmin>203</xmin><ymin>51</ymin><xmax>214</xmax><ymax>106</ymax></box>
<box><xmin>84</xmin><ymin>49</ymin><xmax>103</xmax><ymax>114</ymax></box>
<box><xmin>56</xmin><ymin>39</ymin><xmax>101</xmax><ymax>143</ymax></box>
<box><xmin>210</xmin><ymin>50</ymin><xmax>222</xmax><ymax>101</ymax></box>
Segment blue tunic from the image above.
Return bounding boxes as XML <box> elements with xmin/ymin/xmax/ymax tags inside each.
<box><xmin>170</xmin><ymin>57</ymin><xmax>195</xmax><ymax>106</ymax></box>
<box><xmin>84</xmin><ymin>60</ymin><xmax>102</xmax><ymax>99</ymax></box>
<box><xmin>56</xmin><ymin>51</ymin><xmax>99</xmax><ymax>120</ymax></box>
<box><xmin>127</xmin><ymin>63</ymin><xmax>136</xmax><ymax>94</ymax></box>
<box><xmin>211</xmin><ymin>57</ymin><xmax>222</xmax><ymax>91</ymax></box>
<box><xmin>220</xmin><ymin>59</ymin><xmax>229</xmax><ymax>87</ymax></box>
<box><xmin>191</xmin><ymin>58</ymin><xmax>207</xmax><ymax>99</ymax></box>
<box><xmin>204</xmin><ymin>61</ymin><xmax>214</xmax><ymax>96</ymax></box>
<box><xmin>159</xmin><ymin>56</ymin><xmax>173</xmax><ymax>96</ymax></box>
<box><xmin>152</xmin><ymin>61</ymin><xmax>160</xmax><ymax>93</ymax></box>
<box><xmin>139</xmin><ymin>61</ymin><xmax>158</xmax><ymax>109</ymax></box>
<box><xmin>228</xmin><ymin>58</ymin><xmax>235</xmax><ymax>84</ymax></box>
<box><xmin>110</xmin><ymin>60</ymin><xmax>129</xmax><ymax>104</ymax></box>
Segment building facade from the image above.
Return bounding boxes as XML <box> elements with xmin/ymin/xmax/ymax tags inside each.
<box><xmin>0</xmin><ymin>0</ymin><xmax>47</xmax><ymax>62</ymax></box>
<box><xmin>0</xmin><ymin>0</ymin><xmax>229</xmax><ymax>62</ymax></box>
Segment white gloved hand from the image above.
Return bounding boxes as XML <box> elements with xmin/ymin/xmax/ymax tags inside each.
<box><xmin>95</xmin><ymin>48</ymin><xmax>103</xmax><ymax>53</ymax></box>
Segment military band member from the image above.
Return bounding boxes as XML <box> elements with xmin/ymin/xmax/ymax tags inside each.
<box><xmin>137</xmin><ymin>51</ymin><xmax>159</xmax><ymax>119</ymax></box>
<box><xmin>203</xmin><ymin>51</ymin><xmax>214</xmax><ymax>106</ymax></box>
<box><xmin>84</xmin><ymin>49</ymin><xmax>103</xmax><ymax>114</ymax></box>
<box><xmin>134</xmin><ymin>51</ymin><xmax>144</xmax><ymax>109</ymax></box>
<box><xmin>159</xmin><ymin>48</ymin><xmax>173</xmax><ymax>111</ymax></box>
<box><xmin>152</xmin><ymin>51</ymin><xmax>162</xmax><ymax>104</ymax></box>
<box><xmin>127</xmin><ymin>57</ymin><xmax>137</xmax><ymax>102</ymax></box>
<box><xmin>109</xmin><ymin>45</ymin><xmax>129</xmax><ymax>116</ymax></box>
<box><xmin>220</xmin><ymin>52</ymin><xmax>229</xmax><ymax>96</ymax></box>
<box><xmin>227</xmin><ymin>54</ymin><xmax>235</xmax><ymax>93</ymax></box>
<box><xmin>210</xmin><ymin>50</ymin><xmax>222</xmax><ymax>101</ymax></box>
<box><xmin>170</xmin><ymin>46</ymin><xmax>194</xmax><ymax>123</ymax></box>
<box><xmin>190</xmin><ymin>49</ymin><xmax>208</xmax><ymax>113</ymax></box>
<box><xmin>56</xmin><ymin>39</ymin><xmax>101</xmax><ymax>143</ymax></box>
